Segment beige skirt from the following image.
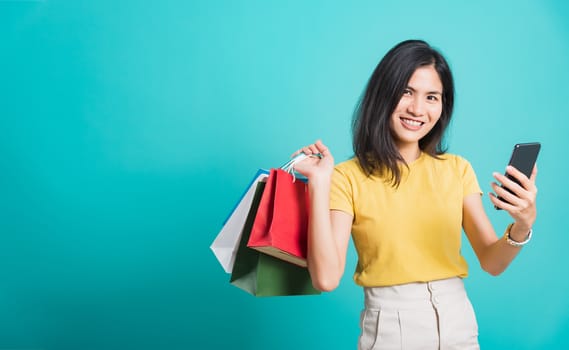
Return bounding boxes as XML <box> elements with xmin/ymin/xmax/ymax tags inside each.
<box><xmin>358</xmin><ymin>277</ymin><xmax>479</xmax><ymax>350</ymax></box>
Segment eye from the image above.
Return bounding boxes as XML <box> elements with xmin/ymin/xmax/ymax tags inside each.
<box><xmin>427</xmin><ymin>94</ymin><xmax>439</xmax><ymax>102</ymax></box>
<box><xmin>402</xmin><ymin>89</ymin><xmax>412</xmax><ymax>96</ymax></box>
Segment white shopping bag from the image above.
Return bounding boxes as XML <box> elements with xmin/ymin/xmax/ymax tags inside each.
<box><xmin>210</xmin><ymin>169</ymin><xmax>269</xmax><ymax>273</ymax></box>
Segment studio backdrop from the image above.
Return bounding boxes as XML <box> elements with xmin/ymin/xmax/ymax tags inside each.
<box><xmin>0</xmin><ymin>1</ymin><xmax>567</xmax><ymax>349</ymax></box>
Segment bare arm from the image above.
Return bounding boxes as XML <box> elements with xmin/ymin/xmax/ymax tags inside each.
<box><xmin>463</xmin><ymin>165</ymin><xmax>538</xmax><ymax>276</ymax></box>
<box><xmin>293</xmin><ymin>140</ymin><xmax>352</xmax><ymax>291</ymax></box>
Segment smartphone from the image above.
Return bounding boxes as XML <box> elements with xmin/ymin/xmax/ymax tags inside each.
<box><xmin>495</xmin><ymin>142</ymin><xmax>541</xmax><ymax>209</ymax></box>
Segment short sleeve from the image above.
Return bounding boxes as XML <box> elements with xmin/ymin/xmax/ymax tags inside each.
<box><xmin>459</xmin><ymin>157</ymin><xmax>482</xmax><ymax>197</ymax></box>
<box><xmin>330</xmin><ymin>165</ymin><xmax>355</xmax><ymax>216</ymax></box>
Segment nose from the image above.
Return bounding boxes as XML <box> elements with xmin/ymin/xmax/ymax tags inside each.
<box><xmin>407</xmin><ymin>96</ymin><xmax>425</xmax><ymax>116</ymax></box>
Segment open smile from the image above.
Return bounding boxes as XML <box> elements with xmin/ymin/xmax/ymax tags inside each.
<box><xmin>400</xmin><ymin>117</ymin><xmax>424</xmax><ymax>130</ymax></box>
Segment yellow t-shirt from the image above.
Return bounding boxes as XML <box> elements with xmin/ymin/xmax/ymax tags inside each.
<box><xmin>330</xmin><ymin>152</ymin><xmax>482</xmax><ymax>287</ymax></box>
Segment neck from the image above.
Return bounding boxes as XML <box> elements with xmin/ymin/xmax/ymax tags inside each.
<box><xmin>398</xmin><ymin>145</ymin><xmax>422</xmax><ymax>163</ymax></box>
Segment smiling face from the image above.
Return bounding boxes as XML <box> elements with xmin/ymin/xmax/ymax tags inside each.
<box><xmin>390</xmin><ymin>65</ymin><xmax>443</xmax><ymax>158</ymax></box>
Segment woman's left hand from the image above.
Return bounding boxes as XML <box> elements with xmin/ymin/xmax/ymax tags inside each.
<box><xmin>489</xmin><ymin>165</ymin><xmax>538</xmax><ymax>231</ymax></box>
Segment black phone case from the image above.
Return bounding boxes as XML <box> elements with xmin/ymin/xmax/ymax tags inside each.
<box><xmin>495</xmin><ymin>142</ymin><xmax>541</xmax><ymax>209</ymax></box>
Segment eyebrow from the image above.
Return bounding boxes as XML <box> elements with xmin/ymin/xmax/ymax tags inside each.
<box><xmin>406</xmin><ymin>86</ymin><xmax>443</xmax><ymax>95</ymax></box>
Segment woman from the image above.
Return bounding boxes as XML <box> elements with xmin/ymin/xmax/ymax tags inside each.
<box><xmin>293</xmin><ymin>40</ymin><xmax>537</xmax><ymax>349</ymax></box>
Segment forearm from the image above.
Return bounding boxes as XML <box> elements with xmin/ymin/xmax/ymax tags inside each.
<box><xmin>306</xmin><ymin>178</ymin><xmax>343</xmax><ymax>291</ymax></box>
<box><xmin>479</xmin><ymin>223</ymin><xmax>531</xmax><ymax>276</ymax></box>
<box><xmin>480</xmin><ymin>164</ymin><xmax>537</xmax><ymax>276</ymax></box>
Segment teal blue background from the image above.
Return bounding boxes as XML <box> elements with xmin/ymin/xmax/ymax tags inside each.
<box><xmin>1</xmin><ymin>1</ymin><xmax>567</xmax><ymax>349</ymax></box>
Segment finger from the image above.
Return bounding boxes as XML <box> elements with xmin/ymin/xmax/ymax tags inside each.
<box><xmin>308</xmin><ymin>144</ymin><xmax>320</xmax><ymax>154</ymax></box>
<box><xmin>506</xmin><ymin>166</ymin><xmax>538</xmax><ymax>195</ymax></box>
<box><xmin>314</xmin><ymin>140</ymin><xmax>332</xmax><ymax>158</ymax></box>
<box><xmin>291</xmin><ymin>139</ymin><xmax>332</xmax><ymax>160</ymax></box>
<box><xmin>489</xmin><ymin>192</ymin><xmax>506</xmax><ymax>210</ymax></box>
<box><xmin>493</xmin><ymin>172</ymin><xmax>525</xmax><ymax>198</ymax></box>
<box><xmin>291</xmin><ymin>145</ymin><xmax>314</xmax><ymax>158</ymax></box>
<box><xmin>301</xmin><ymin>145</ymin><xmax>316</xmax><ymax>155</ymax></box>
<box><xmin>491</xmin><ymin>181</ymin><xmax>523</xmax><ymax>207</ymax></box>
<box><xmin>489</xmin><ymin>192</ymin><xmax>518</xmax><ymax>213</ymax></box>
<box><xmin>505</xmin><ymin>165</ymin><xmax>533</xmax><ymax>190</ymax></box>
<box><xmin>490</xmin><ymin>194</ymin><xmax>533</xmax><ymax>224</ymax></box>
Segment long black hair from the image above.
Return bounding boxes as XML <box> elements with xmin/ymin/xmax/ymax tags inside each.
<box><xmin>352</xmin><ymin>39</ymin><xmax>455</xmax><ymax>187</ymax></box>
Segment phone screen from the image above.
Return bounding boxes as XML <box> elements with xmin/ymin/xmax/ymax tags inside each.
<box><xmin>496</xmin><ymin>142</ymin><xmax>541</xmax><ymax>209</ymax></box>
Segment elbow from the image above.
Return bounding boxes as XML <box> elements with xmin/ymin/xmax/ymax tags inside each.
<box><xmin>307</xmin><ymin>257</ymin><xmax>344</xmax><ymax>292</ymax></box>
<box><xmin>484</xmin><ymin>268</ymin><xmax>503</xmax><ymax>277</ymax></box>
<box><xmin>308</xmin><ymin>268</ymin><xmax>342</xmax><ymax>292</ymax></box>
<box><xmin>480</xmin><ymin>262</ymin><xmax>505</xmax><ymax>277</ymax></box>
<box><xmin>311</xmin><ymin>277</ymin><xmax>340</xmax><ymax>292</ymax></box>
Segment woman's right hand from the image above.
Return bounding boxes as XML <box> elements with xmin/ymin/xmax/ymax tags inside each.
<box><xmin>292</xmin><ymin>140</ymin><xmax>335</xmax><ymax>184</ymax></box>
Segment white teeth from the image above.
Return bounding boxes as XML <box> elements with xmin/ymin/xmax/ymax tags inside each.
<box><xmin>402</xmin><ymin>118</ymin><xmax>422</xmax><ymax>126</ymax></box>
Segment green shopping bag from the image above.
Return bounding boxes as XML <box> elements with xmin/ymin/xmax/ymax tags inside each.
<box><xmin>230</xmin><ymin>181</ymin><xmax>320</xmax><ymax>297</ymax></box>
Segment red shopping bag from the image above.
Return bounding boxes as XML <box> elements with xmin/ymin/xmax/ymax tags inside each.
<box><xmin>246</xmin><ymin>168</ymin><xmax>309</xmax><ymax>267</ymax></box>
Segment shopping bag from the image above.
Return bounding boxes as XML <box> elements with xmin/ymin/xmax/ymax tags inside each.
<box><xmin>246</xmin><ymin>168</ymin><xmax>309</xmax><ymax>267</ymax></box>
<box><xmin>230</xmin><ymin>181</ymin><xmax>320</xmax><ymax>297</ymax></box>
<box><xmin>210</xmin><ymin>169</ymin><xmax>269</xmax><ymax>273</ymax></box>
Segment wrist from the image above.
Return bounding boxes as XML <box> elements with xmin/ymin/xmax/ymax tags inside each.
<box><xmin>504</xmin><ymin>223</ymin><xmax>532</xmax><ymax>247</ymax></box>
<box><xmin>509</xmin><ymin>222</ymin><xmax>532</xmax><ymax>241</ymax></box>
<box><xmin>307</xmin><ymin>173</ymin><xmax>332</xmax><ymax>188</ymax></box>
